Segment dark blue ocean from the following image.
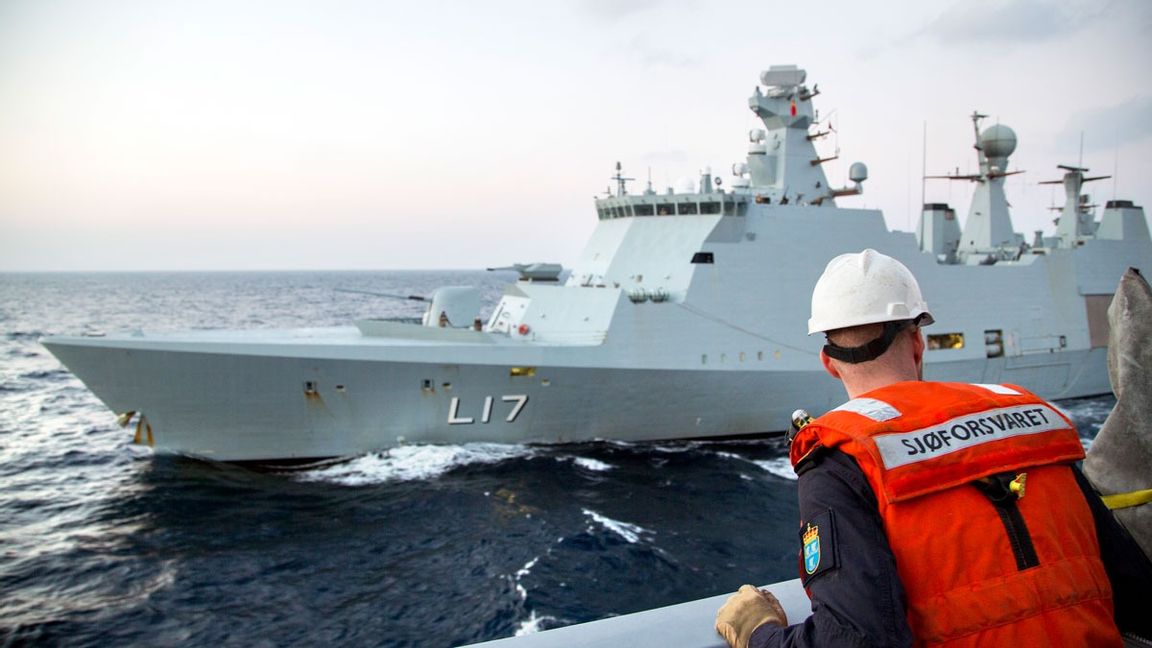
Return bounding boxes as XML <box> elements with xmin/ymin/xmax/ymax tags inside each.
<box><xmin>0</xmin><ymin>271</ymin><xmax>1115</xmax><ymax>647</ymax></box>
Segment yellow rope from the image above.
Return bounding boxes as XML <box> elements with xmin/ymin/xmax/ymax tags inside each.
<box><xmin>1102</xmin><ymin>488</ymin><xmax>1152</xmax><ymax>510</ymax></box>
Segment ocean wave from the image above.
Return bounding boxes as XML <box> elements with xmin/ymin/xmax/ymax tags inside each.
<box><xmin>652</xmin><ymin>443</ymin><xmax>697</xmax><ymax>453</ymax></box>
<box><xmin>295</xmin><ymin>443</ymin><xmax>531</xmax><ymax>485</ymax></box>
<box><xmin>582</xmin><ymin>509</ymin><xmax>652</xmax><ymax>544</ymax></box>
<box><xmin>0</xmin><ymin>381</ymin><xmax>30</xmax><ymax>393</ymax></box>
<box><xmin>752</xmin><ymin>457</ymin><xmax>797</xmax><ymax>481</ymax></box>
<box><xmin>514</xmin><ymin>610</ymin><xmax>557</xmax><ymax>636</ymax></box>
<box><xmin>512</xmin><ymin>556</ymin><xmax>539</xmax><ymax>601</ymax></box>
<box><xmin>5</xmin><ymin>331</ymin><xmax>45</xmax><ymax>341</ymax></box>
<box><xmin>709</xmin><ymin>450</ymin><xmax>796</xmax><ymax>480</ymax></box>
<box><xmin>566</xmin><ymin>457</ymin><xmax>613</xmax><ymax>472</ymax></box>
<box><xmin>1055</xmin><ymin>395</ymin><xmax>1116</xmax><ymax>435</ymax></box>
<box><xmin>19</xmin><ymin>369</ymin><xmax>71</xmax><ymax>381</ymax></box>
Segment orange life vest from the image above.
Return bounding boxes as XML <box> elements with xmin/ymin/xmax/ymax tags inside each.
<box><xmin>790</xmin><ymin>381</ymin><xmax>1121</xmax><ymax>647</ymax></box>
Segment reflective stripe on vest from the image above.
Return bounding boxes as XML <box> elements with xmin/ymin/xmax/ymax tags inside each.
<box><xmin>794</xmin><ymin>382</ymin><xmax>1085</xmax><ymax>504</ymax></box>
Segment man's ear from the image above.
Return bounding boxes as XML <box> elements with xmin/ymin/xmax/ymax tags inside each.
<box><xmin>911</xmin><ymin>328</ymin><xmax>925</xmax><ymax>365</ymax></box>
<box><xmin>820</xmin><ymin>349</ymin><xmax>841</xmax><ymax>379</ymax></box>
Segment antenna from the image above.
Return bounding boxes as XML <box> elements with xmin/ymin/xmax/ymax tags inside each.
<box><xmin>1078</xmin><ymin>131</ymin><xmax>1084</xmax><ymax>169</ymax></box>
<box><xmin>611</xmin><ymin>161</ymin><xmax>634</xmax><ymax>197</ymax></box>
<box><xmin>921</xmin><ymin>120</ymin><xmax>927</xmax><ymax>217</ymax></box>
<box><xmin>1112</xmin><ymin>132</ymin><xmax>1119</xmax><ymax>202</ymax></box>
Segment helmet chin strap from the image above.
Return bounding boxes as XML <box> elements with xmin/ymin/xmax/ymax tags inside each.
<box><xmin>824</xmin><ymin>315</ymin><xmax>925</xmax><ymax>364</ymax></box>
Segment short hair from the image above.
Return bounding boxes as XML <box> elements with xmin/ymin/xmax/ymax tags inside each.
<box><xmin>826</xmin><ymin>323</ymin><xmax>884</xmax><ymax>348</ymax></box>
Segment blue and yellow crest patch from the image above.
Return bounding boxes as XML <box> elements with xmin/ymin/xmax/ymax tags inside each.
<box><xmin>799</xmin><ymin>509</ymin><xmax>837</xmax><ymax>585</ymax></box>
<box><xmin>803</xmin><ymin>523</ymin><xmax>821</xmax><ymax>574</ymax></box>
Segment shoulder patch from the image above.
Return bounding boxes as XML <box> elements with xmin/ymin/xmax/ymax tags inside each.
<box><xmin>793</xmin><ymin>443</ymin><xmax>827</xmax><ymax>476</ymax></box>
<box><xmin>799</xmin><ymin>509</ymin><xmax>838</xmax><ymax>585</ymax></box>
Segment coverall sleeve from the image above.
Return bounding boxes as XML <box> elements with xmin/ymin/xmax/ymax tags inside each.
<box><xmin>749</xmin><ymin>450</ymin><xmax>914</xmax><ymax>648</ymax></box>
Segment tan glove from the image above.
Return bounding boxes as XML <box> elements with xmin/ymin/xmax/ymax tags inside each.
<box><xmin>715</xmin><ymin>584</ymin><xmax>788</xmax><ymax>648</ymax></box>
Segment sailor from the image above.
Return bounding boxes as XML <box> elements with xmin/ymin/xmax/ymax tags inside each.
<box><xmin>716</xmin><ymin>249</ymin><xmax>1151</xmax><ymax>647</ymax></box>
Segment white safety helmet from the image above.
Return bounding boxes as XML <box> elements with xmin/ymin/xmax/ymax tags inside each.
<box><xmin>808</xmin><ymin>249</ymin><xmax>934</xmax><ymax>335</ymax></box>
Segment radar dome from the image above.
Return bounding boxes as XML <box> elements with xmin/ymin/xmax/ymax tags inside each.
<box><xmin>849</xmin><ymin>162</ymin><xmax>868</xmax><ymax>183</ymax></box>
<box><xmin>980</xmin><ymin>124</ymin><xmax>1017</xmax><ymax>159</ymax></box>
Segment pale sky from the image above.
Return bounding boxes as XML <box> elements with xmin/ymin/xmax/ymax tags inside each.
<box><xmin>1</xmin><ymin>0</ymin><xmax>1149</xmax><ymax>271</ymax></box>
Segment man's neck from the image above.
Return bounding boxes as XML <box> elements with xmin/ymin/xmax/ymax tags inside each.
<box><xmin>843</xmin><ymin>371</ymin><xmax>920</xmax><ymax>400</ymax></box>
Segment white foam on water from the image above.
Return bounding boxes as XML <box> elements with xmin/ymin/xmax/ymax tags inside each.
<box><xmin>653</xmin><ymin>443</ymin><xmax>696</xmax><ymax>453</ymax></box>
<box><xmin>752</xmin><ymin>457</ymin><xmax>798</xmax><ymax>481</ymax></box>
<box><xmin>296</xmin><ymin>443</ymin><xmax>531</xmax><ymax>485</ymax></box>
<box><xmin>582</xmin><ymin>509</ymin><xmax>651</xmax><ymax>544</ymax></box>
<box><xmin>512</xmin><ymin>556</ymin><xmax>540</xmax><ymax>601</ymax></box>
<box><xmin>603</xmin><ymin>439</ymin><xmax>638</xmax><ymax>448</ymax></box>
<box><xmin>514</xmin><ymin>610</ymin><xmax>555</xmax><ymax>636</ymax></box>
<box><xmin>570</xmin><ymin>457</ymin><xmax>613</xmax><ymax>472</ymax></box>
<box><xmin>516</xmin><ymin>556</ymin><xmax>539</xmax><ymax>580</ymax></box>
<box><xmin>712</xmin><ymin>450</ymin><xmax>797</xmax><ymax>481</ymax></box>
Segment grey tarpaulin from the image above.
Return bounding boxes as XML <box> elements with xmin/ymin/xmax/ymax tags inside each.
<box><xmin>1085</xmin><ymin>268</ymin><xmax>1152</xmax><ymax>559</ymax></box>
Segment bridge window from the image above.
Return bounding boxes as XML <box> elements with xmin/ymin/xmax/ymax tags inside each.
<box><xmin>657</xmin><ymin>203</ymin><xmax>675</xmax><ymax>216</ymax></box>
<box><xmin>677</xmin><ymin>202</ymin><xmax>698</xmax><ymax>215</ymax></box>
<box><xmin>700</xmin><ymin>202</ymin><xmax>721</xmax><ymax>214</ymax></box>
<box><xmin>724</xmin><ymin>201</ymin><xmax>749</xmax><ymax>216</ymax></box>
<box><xmin>984</xmin><ymin>330</ymin><xmax>1004</xmax><ymax>358</ymax></box>
<box><xmin>927</xmin><ymin>333</ymin><xmax>965</xmax><ymax>350</ymax></box>
<box><xmin>633</xmin><ymin>203</ymin><xmax>655</xmax><ymax>216</ymax></box>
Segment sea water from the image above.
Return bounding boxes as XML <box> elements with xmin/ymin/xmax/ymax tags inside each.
<box><xmin>0</xmin><ymin>271</ymin><xmax>1114</xmax><ymax>646</ymax></box>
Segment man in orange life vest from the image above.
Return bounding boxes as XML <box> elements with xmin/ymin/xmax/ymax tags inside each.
<box><xmin>716</xmin><ymin>249</ymin><xmax>1150</xmax><ymax>647</ymax></box>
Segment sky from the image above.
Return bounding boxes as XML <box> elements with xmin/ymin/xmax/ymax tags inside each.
<box><xmin>1</xmin><ymin>0</ymin><xmax>1149</xmax><ymax>271</ymax></box>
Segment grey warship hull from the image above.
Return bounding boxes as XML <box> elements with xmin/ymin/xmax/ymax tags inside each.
<box><xmin>43</xmin><ymin>66</ymin><xmax>1150</xmax><ymax>463</ymax></box>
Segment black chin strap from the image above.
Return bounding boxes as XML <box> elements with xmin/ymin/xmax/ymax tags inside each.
<box><xmin>823</xmin><ymin>318</ymin><xmax>915</xmax><ymax>364</ymax></box>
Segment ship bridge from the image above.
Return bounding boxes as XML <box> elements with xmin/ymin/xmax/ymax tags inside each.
<box><xmin>594</xmin><ymin>192</ymin><xmax>750</xmax><ymax>220</ymax></box>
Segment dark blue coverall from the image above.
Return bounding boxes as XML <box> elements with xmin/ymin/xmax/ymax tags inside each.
<box><xmin>748</xmin><ymin>450</ymin><xmax>1152</xmax><ymax>648</ymax></box>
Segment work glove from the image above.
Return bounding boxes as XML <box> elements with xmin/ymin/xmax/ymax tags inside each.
<box><xmin>715</xmin><ymin>584</ymin><xmax>788</xmax><ymax>648</ymax></box>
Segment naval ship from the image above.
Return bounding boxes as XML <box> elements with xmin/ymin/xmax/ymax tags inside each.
<box><xmin>43</xmin><ymin>65</ymin><xmax>1151</xmax><ymax>464</ymax></box>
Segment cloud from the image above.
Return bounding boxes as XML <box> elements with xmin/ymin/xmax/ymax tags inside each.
<box><xmin>574</xmin><ymin>0</ymin><xmax>701</xmax><ymax>67</ymax></box>
<box><xmin>627</xmin><ymin>36</ymin><xmax>700</xmax><ymax>68</ymax></box>
<box><xmin>926</xmin><ymin>0</ymin><xmax>1106</xmax><ymax>45</ymax></box>
<box><xmin>576</xmin><ymin>0</ymin><xmax>675</xmax><ymax>21</ymax></box>
<box><xmin>1056</xmin><ymin>95</ymin><xmax>1152</xmax><ymax>152</ymax></box>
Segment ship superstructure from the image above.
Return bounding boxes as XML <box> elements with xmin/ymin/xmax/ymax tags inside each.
<box><xmin>43</xmin><ymin>65</ymin><xmax>1150</xmax><ymax>463</ymax></box>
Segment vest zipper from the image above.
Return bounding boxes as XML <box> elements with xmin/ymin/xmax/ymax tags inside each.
<box><xmin>973</xmin><ymin>473</ymin><xmax>1040</xmax><ymax>571</ymax></box>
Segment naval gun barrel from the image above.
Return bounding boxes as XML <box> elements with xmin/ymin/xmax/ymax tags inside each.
<box><xmin>487</xmin><ymin>262</ymin><xmax>563</xmax><ymax>282</ymax></box>
<box><xmin>334</xmin><ymin>288</ymin><xmax>426</xmax><ymax>302</ymax></box>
